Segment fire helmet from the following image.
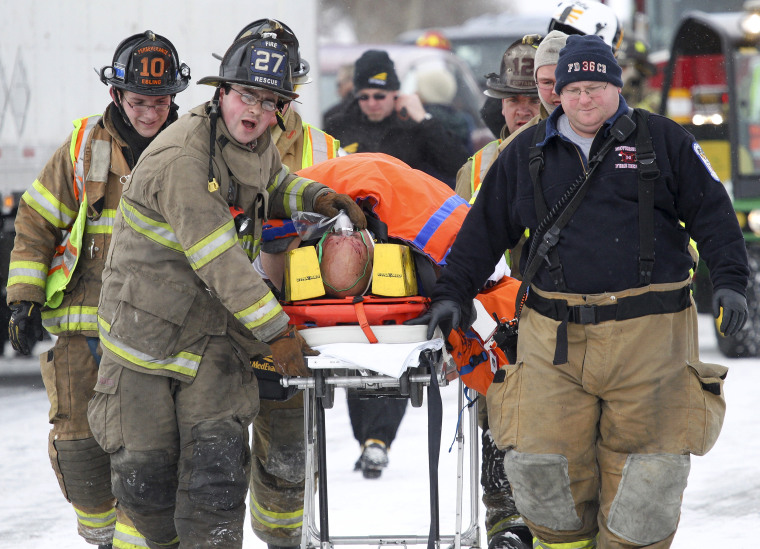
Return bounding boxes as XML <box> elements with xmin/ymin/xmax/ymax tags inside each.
<box><xmin>198</xmin><ymin>29</ymin><xmax>299</xmax><ymax>101</ymax></box>
<box><xmin>548</xmin><ymin>0</ymin><xmax>624</xmax><ymax>52</ymax></box>
<box><xmin>233</xmin><ymin>19</ymin><xmax>311</xmax><ymax>85</ymax></box>
<box><xmin>99</xmin><ymin>30</ymin><xmax>190</xmax><ymax>96</ymax></box>
<box><xmin>484</xmin><ymin>37</ymin><xmax>539</xmax><ymax>98</ymax></box>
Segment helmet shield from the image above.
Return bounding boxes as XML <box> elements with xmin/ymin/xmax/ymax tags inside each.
<box><xmin>235</xmin><ymin>19</ymin><xmax>311</xmax><ymax>84</ymax></box>
<box><xmin>484</xmin><ymin>39</ymin><xmax>539</xmax><ymax>98</ymax></box>
<box><xmin>548</xmin><ymin>1</ymin><xmax>623</xmax><ymax>52</ymax></box>
<box><xmin>198</xmin><ymin>32</ymin><xmax>299</xmax><ymax>100</ymax></box>
<box><xmin>100</xmin><ymin>30</ymin><xmax>190</xmax><ymax>95</ymax></box>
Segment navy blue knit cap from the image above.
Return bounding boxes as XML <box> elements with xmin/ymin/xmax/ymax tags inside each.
<box><xmin>554</xmin><ymin>34</ymin><xmax>623</xmax><ymax>93</ymax></box>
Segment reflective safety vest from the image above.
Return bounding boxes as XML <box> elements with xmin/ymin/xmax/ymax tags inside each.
<box><xmin>44</xmin><ymin>115</ymin><xmax>106</xmax><ymax>309</ymax></box>
<box><xmin>468</xmin><ymin>139</ymin><xmax>501</xmax><ymax>204</ymax></box>
<box><xmin>297</xmin><ymin>152</ymin><xmax>470</xmax><ymax>265</ymax></box>
<box><xmin>302</xmin><ymin>123</ymin><xmax>339</xmax><ymax>167</ymax></box>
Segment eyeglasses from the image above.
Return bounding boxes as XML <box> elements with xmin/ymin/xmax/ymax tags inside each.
<box><xmin>535</xmin><ymin>79</ymin><xmax>556</xmax><ymax>91</ymax></box>
<box><xmin>228</xmin><ymin>87</ymin><xmax>278</xmax><ymax>112</ymax></box>
<box><xmin>123</xmin><ymin>98</ymin><xmax>171</xmax><ymax>113</ymax></box>
<box><xmin>561</xmin><ymin>82</ymin><xmax>609</xmax><ymax>100</ymax></box>
<box><xmin>357</xmin><ymin>92</ymin><xmax>389</xmax><ymax>102</ymax></box>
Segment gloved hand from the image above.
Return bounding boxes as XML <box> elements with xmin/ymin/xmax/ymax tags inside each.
<box><xmin>712</xmin><ymin>288</ymin><xmax>748</xmax><ymax>337</ymax></box>
<box><xmin>268</xmin><ymin>325</ymin><xmax>319</xmax><ymax>377</ymax></box>
<box><xmin>314</xmin><ymin>192</ymin><xmax>367</xmax><ymax>230</ymax></box>
<box><xmin>8</xmin><ymin>301</ymin><xmax>44</xmax><ymax>355</ymax></box>
<box><xmin>405</xmin><ymin>299</ymin><xmax>462</xmax><ymax>341</ymax></box>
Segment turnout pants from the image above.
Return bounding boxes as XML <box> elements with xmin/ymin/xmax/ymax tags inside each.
<box><xmin>88</xmin><ymin>336</ymin><xmax>259</xmax><ymax>549</ymax></box>
<box><xmin>347</xmin><ymin>395</ymin><xmax>408</xmax><ymax>447</ymax></box>
<box><xmin>487</xmin><ymin>281</ymin><xmax>727</xmax><ymax>548</ymax></box>
<box><xmin>40</xmin><ymin>334</ymin><xmax>116</xmax><ymax>545</ymax></box>
<box><xmin>250</xmin><ymin>394</ymin><xmax>308</xmax><ymax>546</ymax></box>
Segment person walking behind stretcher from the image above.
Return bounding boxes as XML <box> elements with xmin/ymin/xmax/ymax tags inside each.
<box><xmin>87</xmin><ymin>25</ymin><xmax>364</xmax><ymax>549</ymax></box>
<box><xmin>410</xmin><ymin>35</ymin><xmax>749</xmax><ymax>549</ymax></box>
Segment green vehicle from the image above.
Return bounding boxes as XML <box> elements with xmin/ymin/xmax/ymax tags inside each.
<box><xmin>657</xmin><ymin>2</ymin><xmax>760</xmax><ymax>356</ymax></box>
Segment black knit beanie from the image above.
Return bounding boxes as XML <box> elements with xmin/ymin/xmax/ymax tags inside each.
<box><xmin>353</xmin><ymin>50</ymin><xmax>400</xmax><ymax>91</ymax></box>
<box><xmin>554</xmin><ymin>34</ymin><xmax>623</xmax><ymax>94</ymax></box>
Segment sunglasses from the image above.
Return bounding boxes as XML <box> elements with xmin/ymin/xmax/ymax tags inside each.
<box><xmin>357</xmin><ymin>92</ymin><xmax>389</xmax><ymax>102</ymax></box>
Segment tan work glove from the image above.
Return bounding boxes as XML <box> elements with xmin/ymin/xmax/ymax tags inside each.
<box><xmin>314</xmin><ymin>192</ymin><xmax>367</xmax><ymax>229</ymax></box>
<box><xmin>268</xmin><ymin>325</ymin><xmax>318</xmax><ymax>377</ymax></box>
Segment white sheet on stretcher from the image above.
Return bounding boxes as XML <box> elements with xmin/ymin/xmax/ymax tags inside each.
<box><xmin>310</xmin><ymin>338</ymin><xmax>444</xmax><ymax>378</ymax></box>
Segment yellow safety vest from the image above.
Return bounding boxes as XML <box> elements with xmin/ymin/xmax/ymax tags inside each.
<box><xmin>45</xmin><ymin>115</ymin><xmax>107</xmax><ymax>308</ymax></box>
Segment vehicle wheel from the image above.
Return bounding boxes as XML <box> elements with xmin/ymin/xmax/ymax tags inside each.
<box><xmin>715</xmin><ymin>246</ymin><xmax>760</xmax><ymax>358</ymax></box>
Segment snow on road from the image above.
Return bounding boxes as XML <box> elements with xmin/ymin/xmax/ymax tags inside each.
<box><xmin>1</xmin><ymin>313</ymin><xmax>758</xmax><ymax>547</ymax></box>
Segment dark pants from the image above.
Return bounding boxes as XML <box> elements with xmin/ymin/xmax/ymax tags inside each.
<box><xmin>347</xmin><ymin>394</ymin><xmax>407</xmax><ymax>447</ymax></box>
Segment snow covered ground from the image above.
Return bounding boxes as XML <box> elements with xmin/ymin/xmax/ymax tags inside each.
<box><xmin>1</xmin><ymin>312</ymin><xmax>758</xmax><ymax>548</ymax></box>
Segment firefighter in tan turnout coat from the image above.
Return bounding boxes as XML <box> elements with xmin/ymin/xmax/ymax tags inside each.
<box><xmin>88</xmin><ymin>24</ymin><xmax>364</xmax><ymax>548</ymax></box>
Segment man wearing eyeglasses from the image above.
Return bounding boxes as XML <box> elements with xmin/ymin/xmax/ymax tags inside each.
<box><xmin>87</xmin><ymin>25</ymin><xmax>364</xmax><ymax>549</ymax></box>
<box><xmin>411</xmin><ymin>34</ymin><xmax>748</xmax><ymax>549</ymax></box>
<box><xmin>5</xmin><ymin>31</ymin><xmax>190</xmax><ymax>549</ymax></box>
<box><xmin>324</xmin><ymin>49</ymin><xmax>469</xmax><ymax>189</ymax></box>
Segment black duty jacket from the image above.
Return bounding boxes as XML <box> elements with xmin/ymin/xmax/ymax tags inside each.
<box><xmin>434</xmin><ymin>96</ymin><xmax>749</xmax><ymax>309</ymax></box>
<box><xmin>324</xmin><ymin>98</ymin><xmax>470</xmax><ymax>189</ymax></box>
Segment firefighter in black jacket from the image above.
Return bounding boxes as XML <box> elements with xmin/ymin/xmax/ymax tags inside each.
<box><xmin>410</xmin><ymin>35</ymin><xmax>749</xmax><ymax>549</ymax></box>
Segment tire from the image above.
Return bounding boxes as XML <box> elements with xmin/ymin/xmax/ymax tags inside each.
<box><xmin>715</xmin><ymin>245</ymin><xmax>760</xmax><ymax>358</ymax></box>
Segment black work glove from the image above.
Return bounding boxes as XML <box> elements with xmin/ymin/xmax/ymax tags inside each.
<box><xmin>314</xmin><ymin>192</ymin><xmax>367</xmax><ymax>230</ymax></box>
<box><xmin>405</xmin><ymin>299</ymin><xmax>462</xmax><ymax>341</ymax></box>
<box><xmin>8</xmin><ymin>301</ymin><xmax>44</xmax><ymax>355</ymax></box>
<box><xmin>268</xmin><ymin>325</ymin><xmax>319</xmax><ymax>377</ymax></box>
<box><xmin>712</xmin><ymin>288</ymin><xmax>748</xmax><ymax>337</ymax></box>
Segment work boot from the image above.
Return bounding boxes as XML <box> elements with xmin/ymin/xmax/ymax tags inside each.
<box><xmin>267</xmin><ymin>545</ymin><xmax>298</xmax><ymax>549</ymax></box>
<box><xmin>355</xmin><ymin>439</ymin><xmax>389</xmax><ymax>479</ymax></box>
<box><xmin>98</xmin><ymin>544</ymin><xmax>113</xmax><ymax>549</ymax></box>
<box><xmin>488</xmin><ymin>526</ymin><xmax>531</xmax><ymax>549</ymax></box>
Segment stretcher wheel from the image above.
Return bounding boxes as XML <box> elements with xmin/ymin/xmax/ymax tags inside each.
<box><xmin>409</xmin><ymin>365</ymin><xmax>425</xmax><ymax>408</ymax></box>
<box><xmin>314</xmin><ymin>370</ymin><xmax>335</xmax><ymax>409</ymax></box>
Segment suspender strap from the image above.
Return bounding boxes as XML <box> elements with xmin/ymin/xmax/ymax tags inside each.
<box><xmin>634</xmin><ymin>108</ymin><xmax>659</xmax><ymax>286</ymax></box>
<box><xmin>528</xmin><ymin>121</ymin><xmax>567</xmax><ymax>291</ymax></box>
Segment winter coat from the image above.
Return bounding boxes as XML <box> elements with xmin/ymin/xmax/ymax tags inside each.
<box><xmin>97</xmin><ymin>103</ymin><xmax>330</xmax><ymax>381</ymax></box>
<box><xmin>323</xmin><ymin>99</ymin><xmax>469</xmax><ymax>188</ymax></box>
<box><xmin>7</xmin><ymin>105</ymin><xmax>130</xmax><ymax>336</ymax></box>
<box><xmin>435</xmin><ymin>96</ymin><xmax>749</xmax><ymax>308</ymax></box>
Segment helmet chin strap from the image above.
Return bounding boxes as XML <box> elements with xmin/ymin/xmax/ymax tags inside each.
<box><xmin>276</xmin><ymin>100</ymin><xmax>288</xmax><ymax>131</ymax></box>
<box><xmin>112</xmin><ymin>89</ymin><xmax>134</xmax><ymax>128</ymax></box>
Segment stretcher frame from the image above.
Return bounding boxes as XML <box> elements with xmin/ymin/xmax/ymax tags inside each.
<box><xmin>282</xmin><ymin>351</ymin><xmax>482</xmax><ymax>549</ymax></box>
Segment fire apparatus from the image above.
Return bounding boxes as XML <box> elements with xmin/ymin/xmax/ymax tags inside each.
<box><xmin>637</xmin><ymin>0</ymin><xmax>760</xmax><ymax>356</ymax></box>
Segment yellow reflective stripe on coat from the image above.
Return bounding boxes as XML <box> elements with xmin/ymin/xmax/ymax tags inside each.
<box><xmin>7</xmin><ymin>260</ymin><xmax>47</xmax><ymax>289</ymax></box>
<box><xmin>74</xmin><ymin>506</ymin><xmax>116</xmax><ymax>529</ymax></box>
<box><xmin>282</xmin><ymin>176</ymin><xmax>311</xmax><ymax>215</ymax></box>
<box><xmin>22</xmin><ymin>178</ymin><xmax>78</xmax><ymax>228</ymax></box>
<box><xmin>98</xmin><ymin>316</ymin><xmax>202</xmax><ymax>377</ymax></box>
<box><xmin>235</xmin><ymin>291</ymin><xmax>283</xmax><ymax>330</ymax></box>
<box><xmin>533</xmin><ymin>537</ymin><xmax>597</xmax><ymax>549</ymax></box>
<box><xmin>185</xmin><ymin>219</ymin><xmax>238</xmax><ymax>270</ymax></box>
<box><xmin>249</xmin><ymin>491</ymin><xmax>303</xmax><ymax>529</ymax></box>
<box><xmin>470</xmin><ymin>139</ymin><xmax>501</xmax><ymax>200</ymax></box>
<box><xmin>112</xmin><ymin>519</ymin><xmax>150</xmax><ymax>549</ymax></box>
<box><xmin>302</xmin><ymin>123</ymin><xmax>339</xmax><ymax>167</ymax></box>
<box><xmin>120</xmin><ymin>199</ymin><xmax>183</xmax><ymax>252</ymax></box>
<box><xmin>69</xmin><ymin>115</ymin><xmax>101</xmax><ymax>201</ymax></box>
<box><xmin>45</xmin><ymin>196</ymin><xmax>88</xmax><ymax>308</ymax></box>
<box><xmin>240</xmin><ymin>234</ymin><xmax>260</xmax><ymax>262</ymax></box>
<box><xmin>85</xmin><ymin>208</ymin><xmax>116</xmax><ymax>234</ymax></box>
<box><xmin>41</xmin><ymin>305</ymin><xmax>98</xmax><ymax>333</ymax></box>
<box><xmin>266</xmin><ymin>166</ymin><xmax>290</xmax><ymax>195</ymax></box>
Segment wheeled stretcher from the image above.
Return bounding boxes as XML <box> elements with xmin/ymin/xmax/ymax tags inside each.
<box><xmin>280</xmin><ymin>296</ymin><xmax>482</xmax><ymax>549</ymax></box>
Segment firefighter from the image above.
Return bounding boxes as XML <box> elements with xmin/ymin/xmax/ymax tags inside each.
<box><xmin>6</xmin><ymin>30</ymin><xmax>190</xmax><ymax>549</ymax></box>
<box><xmin>236</xmin><ymin>19</ymin><xmax>340</xmax><ymax>549</ymax></box>
<box><xmin>412</xmin><ymin>34</ymin><xmax>749</xmax><ymax>549</ymax></box>
<box><xmin>87</xmin><ymin>24</ymin><xmax>364</xmax><ymax>549</ymax></box>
